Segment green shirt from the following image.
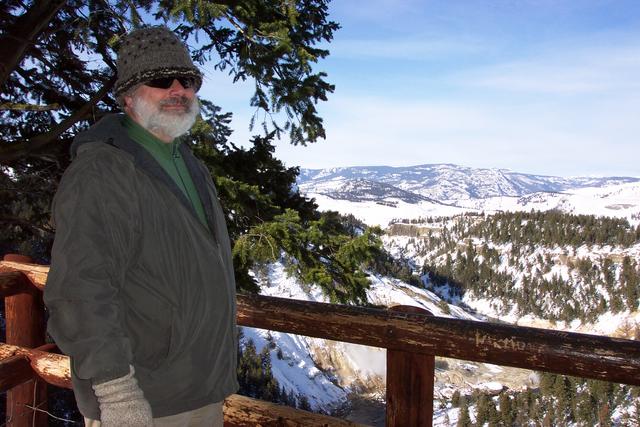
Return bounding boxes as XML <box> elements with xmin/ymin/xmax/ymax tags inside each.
<box><xmin>123</xmin><ymin>115</ymin><xmax>208</xmax><ymax>228</ymax></box>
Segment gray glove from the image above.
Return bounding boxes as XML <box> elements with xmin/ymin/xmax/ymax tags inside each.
<box><xmin>92</xmin><ymin>366</ymin><xmax>154</xmax><ymax>426</ymax></box>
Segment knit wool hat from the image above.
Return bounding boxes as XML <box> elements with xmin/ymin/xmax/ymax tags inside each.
<box><xmin>114</xmin><ymin>26</ymin><xmax>202</xmax><ymax>98</ymax></box>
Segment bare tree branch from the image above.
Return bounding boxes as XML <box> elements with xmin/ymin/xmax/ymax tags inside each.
<box><xmin>0</xmin><ymin>103</ymin><xmax>61</xmax><ymax>112</ymax></box>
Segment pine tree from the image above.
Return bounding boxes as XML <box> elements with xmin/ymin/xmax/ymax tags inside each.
<box><xmin>451</xmin><ymin>390</ymin><xmax>461</xmax><ymax>407</ymax></box>
<box><xmin>1</xmin><ymin>1</ymin><xmax>337</xmax><ymax>260</ymax></box>
<box><xmin>457</xmin><ymin>396</ymin><xmax>472</xmax><ymax>427</ymax></box>
<box><xmin>552</xmin><ymin>375</ymin><xmax>575</xmax><ymax>423</ymax></box>
<box><xmin>475</xmin><ymin>393</ymin><xmax>491</xmax><ymax>425</ymax></box>
<box><xmin>487</xmin><ymin>398</ymin><xmax>500</xmax><ymax>426</ymax></box>
<box><xmin>237</xmin><ymin>338</ymin><xmax>283</xmax><ymax>404</ymax></box>
<box><xmin>597</xmin><ymin>402</ymin><xmax>612</xmax><ymax>427</ymax></box>
<box><xmin>297</xmin><ymin>394</ymin><xmax>312</xmax><ymax>411</ymax></box>
<box><xmin>499</xmin><ymin>392</ymin><xmax>515</xmax><ymax>426</ymax></box>
<box><xmin>1</xmin><ymin>0</ymin><xmax>392</xmax><ymax>305</ymax></box>
<box><xmin>621</xmin><ymin>256</ymin><xmax>640</xmax><ymax>311</ymax></box>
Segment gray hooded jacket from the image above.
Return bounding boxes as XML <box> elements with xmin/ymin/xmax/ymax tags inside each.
<box><xmin>44</xmin><ymin>114</ymin><xmax>239</xmax><ymax>419</ymax></box>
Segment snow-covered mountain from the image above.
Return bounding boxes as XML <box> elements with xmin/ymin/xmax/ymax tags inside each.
<box><xmin>299</xmin><ymin>164</ymin><xmax>640</xmax><ymax>202</ymax></box>
<box><xmin>298</xmin><ymin>164</ymin><xmax>640</xmax><ymax>227</ymax></box>
<box><xmin>301</xmin><ymin>177</ymin><xmax>441</xmax><ymax>205</ymax></box>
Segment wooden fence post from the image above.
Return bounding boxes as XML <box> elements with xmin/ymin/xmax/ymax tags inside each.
<box><xmin>386</xmin><ymin>305</ymin><xmax>434</xmax><ymax>427</ymax></box>
<box><xmin>3</xmin><ymin>254</ymin><xmax>48</xmax><ymax>427</ymax></box>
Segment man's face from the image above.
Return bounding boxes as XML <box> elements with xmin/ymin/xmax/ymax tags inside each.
<box><xmin>124</xmin><ymin>78</ymin><xmax>200</xmax><ymax>142</ymax></box>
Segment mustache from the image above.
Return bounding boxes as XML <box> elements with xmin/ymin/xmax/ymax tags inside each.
<box><xmin>160</xmin><ymin>97</ymin><xmax>191</xmax><ymax>107</ymax></box>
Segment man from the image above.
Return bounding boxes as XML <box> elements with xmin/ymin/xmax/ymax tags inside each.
<box><xmin>44</xmin><ymin>26</ymin><xmax>238</xmax><ymax>426</ymax></box>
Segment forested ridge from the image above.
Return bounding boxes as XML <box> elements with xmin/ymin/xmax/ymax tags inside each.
<box><xmin>389</xmin><ymin>210</ymin><xmax>640</xmax><ymax>324</ymax></box>
<box><xmin>449</xmin><ymin>372</ymin><xmax>640</xmax><ymax>426</ymax></box>
<box><xmin>387</xmin><ymin>211</ymin><xmax>640</xmax><ymax>425</ymax></box>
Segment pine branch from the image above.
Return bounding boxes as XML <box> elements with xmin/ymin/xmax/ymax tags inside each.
<box><xmin>13</xmin><ymin>67</ymin><xmax>86</xmax><ymax>111</ymax></box>
<box><xmin>223</xmin><ymin>11</ymin><xmax>285</xmax><ymax>44</ymax></box>
<box><xmin>0</xmin><ymin>76</ymin><xmax>116</xmax><ymax>164</ymax></box>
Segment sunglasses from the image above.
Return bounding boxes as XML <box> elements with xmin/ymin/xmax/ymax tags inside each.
<box><xmin>144</xmin><ymin>76</ymin><xmax>198</xmax><ymax>90</ymax></box>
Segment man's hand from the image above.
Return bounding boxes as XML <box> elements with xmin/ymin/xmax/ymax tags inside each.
<box><xmin>92</xmin><ymin>366</ymin><xmax>153</xmax><ymax>426</ymax></box>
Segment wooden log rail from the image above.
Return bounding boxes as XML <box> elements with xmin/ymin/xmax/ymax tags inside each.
<box><xmin>1</xmin><ymin>255</ymin><xmax>47</xmax><ymax>426</ymax></box>
<box><xmin>2</xmin><ymin>258</ymin><xmax>640</xmax><ymax>426</ymax></box>
<box><xmin>237</xmin><ymin>294</ymin><xmax>640</xmax><ymax>386</ymax></box>
<box><xmin>0</xmin><ymin>342</ymin><xmax>363</xmax><ymax>426</ymax></box>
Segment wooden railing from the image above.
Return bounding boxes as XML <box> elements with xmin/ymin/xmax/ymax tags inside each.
<box><xmin>2</xmin><ymin>255</ymin><xmax>640</xmax><ymax>426</ymax></box>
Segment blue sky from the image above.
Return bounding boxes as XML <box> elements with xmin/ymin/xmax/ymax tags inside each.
<box><xmin>199</xmin><ymin>1</ymin><xmax>640</xmax><ymax>177</ymax></box>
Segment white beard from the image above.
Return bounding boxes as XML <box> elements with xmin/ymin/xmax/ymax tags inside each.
<box><xmin>131</xmin><ymin>95</ymin><xmax>200</xmax><ymax>139</ymax></box>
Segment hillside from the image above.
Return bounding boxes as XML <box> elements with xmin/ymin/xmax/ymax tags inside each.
<box><xmin>243</xmin><ymin>261</ymin><xmax>482</xmax><ymax>414</ymax></box>
<box><xmin>385</xmin><ymin>211</ymin><xmax>640</xmax><ymax>332</ymax></box>
<box><xmin>238</xmin><ymin>164</ymin><xmax>640</xmax><ymax>426</ymax></box>
<box><xmin>245</xmin><ymin>247</ymin><xmax>639</xmax><ymax>425</ymax></box>
<box><xmin>244</xmin><ymin>261</ymin><xmax>550</xmax><ymax>425</ymax></box>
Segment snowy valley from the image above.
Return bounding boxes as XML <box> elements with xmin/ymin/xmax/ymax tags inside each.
<box><xmin>241</xmin><ymin>164</ymin><xmax>640</xmax><ymax>426</ymax></box>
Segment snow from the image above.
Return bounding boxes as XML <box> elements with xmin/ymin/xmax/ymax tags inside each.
<box><xmin>240</xmin><ymin>326</ymin><xmax>348</xmax><ymax>412</ymax></box>
<box><xmin>241</xmin><ymin>167</ymin><xmax>640</xmax><ymax>422</ymax></box>
<box><xmin>483</xmin><ymin>363</ymin><xmax>504</xmax><ymax>374</ymax></box>
<box><xmin>454</xmin><ymin>181</ymin><xmax>640</xmax><ymax>226</ymax></box>
<box><xmin>301</xmin><ymin>165</ymin><xmax>640</xmax><ymax>227</ymax></box>
<box><xmin>474</xmin><ymin>381</ymin><xmax>505</xmax><ymax>394</ymax></box>
<box><xmin>309</xmin><ymin>193</ymin><xmax>466</xmax><ymax>227</ymax></box>
<box><xmin>244</xmin><ymin>260</ymin><xmax>484</xmax><ymax>413</ymax></box>
<box><xmin>256</xmin><ymin>262</ymin><xmax>328</xmax><ymax>302</ymax></box>
<box><xmin>366</xmin><ymin>274</ymin><xmax>479</xmax><ymax>321</ymax></box>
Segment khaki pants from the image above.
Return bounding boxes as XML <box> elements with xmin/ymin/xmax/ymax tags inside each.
<box><xmin>84</xmin><ymin>401</ymin><xmax>223</xmax><ymax>427</ymax></box>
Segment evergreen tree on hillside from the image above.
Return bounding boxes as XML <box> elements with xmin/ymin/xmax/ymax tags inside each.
<box><xmin>259</xmin><ymin>345</ymin><xmax>281</xmax><ymax>402</ymax></box>
<box><xmin>297</xmin><ymin>394</ymin><xmax>312</xmax><ymax>411</ymax></box>
<box><xmin>237</xmin><ymin>339</ymin><xmax>264</xmax><ymax>398</ymax></box>
<box><xmin>466</xmin><ymin>211</ymin><xmax>638</xmax><ymax>247</ymax></box>
<box><xmin>621</xmin><ymin>256</ymin><xmax>640</xmax><ymax>311</ymax></box>
<box><xmin>237</xmin><ymin>338</ymin><xmax>287</xmax><ymax>406</ymax></box>
<box><xmin>475</xmin><ymin>393</ymin><xmax>491</xmax><ymax>425</ymax></box>
<box><xmin>498</xmin><ymin>392</ymin><xmax>516</xmax><ymax>426</ymax></box>
<box><xmin>451</xmin><ymin>390</ymin><xmax>461</xmax><ymax>407</ymax></box>
<box><xmin>456</xmin><ymin>396</ymin><xmax>472</xmax><ymax>427</ymax></box>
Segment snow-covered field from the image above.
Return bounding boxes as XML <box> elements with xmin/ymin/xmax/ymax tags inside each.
<box><xmin>453</xmin><ymin>181</ymin><xmax>640</xmax><ymax>226</ymax></box>
<box><xmin>310</xmin><ymin>193</ymin><xmax>467</xmax><ymax>227</ymax></box>
<box><xmin>307</xmin><ymin>181</ymin><xmax>640</xmax><ymax>228</ymax></box>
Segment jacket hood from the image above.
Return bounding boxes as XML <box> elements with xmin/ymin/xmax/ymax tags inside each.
<box><xmin>71</xmin><ymin>114</ymin><xmax>129</xmax><ymax>158</ymax></box>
